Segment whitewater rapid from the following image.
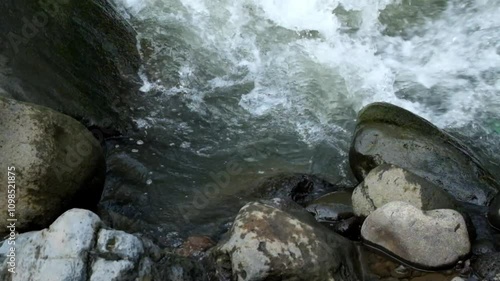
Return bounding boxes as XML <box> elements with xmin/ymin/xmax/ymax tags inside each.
<box><xmin>103</xmin><ymin>0</ymin><xmax>500</xmax><ymax>238</ymax></box>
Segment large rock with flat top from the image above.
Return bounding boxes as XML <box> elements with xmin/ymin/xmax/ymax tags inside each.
<box><xmin>350</xmin><ymin>102</ymin><xmax>500</xmax><ymax>205</ymax></box>
<box><xmin>361</xmin><ymin>201</ymin><xmax>470</xmax><ymax>270</ymax></box>
<box><xmin>211</xmin><ymin>200</ymin><xmax>362</xmax><ymax>281</ymax></box>
<box><xmin>0</xmin><ymin>97</ymin><xmax>105</xmax><ymax>235</ymax></box>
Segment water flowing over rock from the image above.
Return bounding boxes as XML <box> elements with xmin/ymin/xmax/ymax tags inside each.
<box><xmin>361</xmin><ymin>201</ymin><xmax>471</xmax><ymax>270</ymax></box>
<box><xmin>0</xmin><ymin>0</ymin><xmax>141</xmax><ymax>129</ymax></box>
<box><xmin>352</xmin><ymin>164</ymin><xmax>457</xmax><ymax>217</ymax></box>
<box><xmin>0</xmin><ymin>209</ymin><xmax>153</xmax><ymax>281</ymax></box>
<box><xmin>211</xmin><ymin>200</ymin><xmax>362</xmax><ymax>281</ymax></box>
<box><xmin>350</xmin><ymin>102</ymin><xmax>500</xmax><ymax>205</ymax></box>
<box><xmin>0</xmin><ymin>97</ymin><xmax>105</xmax><ymax>235</ymax></box>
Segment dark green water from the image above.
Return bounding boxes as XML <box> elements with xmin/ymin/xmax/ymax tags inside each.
<box><xmin>97</xmin><ymin>0</ymin><xmax>500</xmax><ymax>244</ymax></box>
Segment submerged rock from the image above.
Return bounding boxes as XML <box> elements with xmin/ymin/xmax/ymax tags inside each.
<box><xmin>472</xmin><ymin>252</ymin><xmax>500</xmax><ymax>281</ymax></box>
<box><xmin>255</xmin><ymin>174</ymin><xmax>344</xmax><ymax>206</ymax></box>
<box><xmin>361</xmin><ymin>201</ymin><xmax>470</xmax><ymax>270</ymax></box>
<box><xmin>306</xmin><ymin>190</ymin><xmax>363</xmax><ymax>240</ymax></box>
<box><xmin>352</xmin><ymin>164</ymin><xmax>457</xmax><ymax>217</ymax></box>
<box><xmin>350</xmin><ymin>102</ymin><xmax>500</xmax><ymax>205</ymax></box>
<box><xmin>176</xmin><ymin>236</ymin><xmax>215</xmax><ymax>258</ymax></box>
<box><xmin>0</xmin><ymin>209</ymin><xmax>152</xmax><ymax>281</ymax></box>
<box><xmin>306</xmin><ymin>190</ymin><xmax>355</xmax><ymax>222</ymax></box>
<box><xmin>212</xmin><ymin>200</ymin><xmax>362</xmax><ymax>281</ymax></box>
<box><xmin>488</xmin><ymin>193</ymin><xmax>500</xmax><ymax>231</ymax></box>
<box><xmin>0</xmin><ymin>97</ymin><xmax>105</xmax><ymax>235</ymax></box>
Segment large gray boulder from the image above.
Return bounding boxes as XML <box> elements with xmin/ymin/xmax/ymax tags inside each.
<box><xmin>211</xmin><ymin>200</ymin><xmax>362</xmax><ymax>281</ymax></box>
<box><xmin>0</xmin><ymin>209</ymin><xmax>151</xmax><ymax>281</ymax></box>
<box><xmin>361</xmin><ymin>201</ymin><xmax>470</xmax><ymax>270</ymax></box>
<box><xmin>352</xmin><ymin>164</ymin><xmax>457</xmax><ymax>216</ymax></box>
<box><xmin>0</xmin><ymin>97</ymin><xmax>105</xmax><ymax>235</ymax></box>
<box><xmin>0</xmin><ymin>0</ymin><xmax>141</xmax><ymax>130</ymax></box>
<box><xmin>350</xmin><ymin>102</ymin><xmax>500</xmax><ymax>205</ymax></box>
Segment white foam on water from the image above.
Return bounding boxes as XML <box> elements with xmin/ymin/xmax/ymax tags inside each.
<box><xmin>115</xmin><ymin>0</ymin><xmax>500</xmax><ymax>143</ymax></box>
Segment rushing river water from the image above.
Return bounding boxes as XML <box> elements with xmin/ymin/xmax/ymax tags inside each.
<box><xmin>102</xmin><ymin>0</ymin><xmax>500</xmax><ymax>244</ymax></box>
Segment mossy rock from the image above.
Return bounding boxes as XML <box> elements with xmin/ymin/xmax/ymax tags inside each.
<box><xmin>0</xmin><ymin>97</ymin><xmax>105</xmax><ymax>235</ymax></box>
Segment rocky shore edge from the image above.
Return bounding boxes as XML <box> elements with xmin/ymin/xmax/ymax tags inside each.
<box><xmin>1</xmin><ymin>98</ymin><xmax>500</xmax><ymax>281</ymax></box>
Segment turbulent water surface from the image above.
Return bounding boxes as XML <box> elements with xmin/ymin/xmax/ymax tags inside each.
<box><xmin>103</xmin><ymin>0</ymin><xmax>500</xmax><ymax>243</ymax></box>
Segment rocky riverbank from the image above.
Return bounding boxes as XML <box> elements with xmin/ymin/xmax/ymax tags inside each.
<box><xmin>1</xmin><ymin>1</ymin><xmax>500</xmax><ymax>280</ymax></box>
<box><xmin>1</xmin><ymin>98</ymin><xmax>500</xmax><ymax>280</ymax></box>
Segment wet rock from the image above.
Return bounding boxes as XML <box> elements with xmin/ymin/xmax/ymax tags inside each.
<box><xmin>0</xmin><ymin>209</ymin><xmax>153</xmax><ymax>281</ymax></box>
<box><xmin>472</xmin><ymin>252</ymin><xmax>500</xmax><ymax>281</ymax></box>
<box><xmin>360</xmin><ymin>246</ymin><xmax>459</xmax><ymax>281</ymax></box>
<box><xmin>362</xmin><ymin>201</ymin><xmax>471</xmax><ymax>270</ymax></box>
<box><xmin>350</xmin><ymin>102</ymin><xmax>500</xmax><ymax>205</ymax></box>
<box><xmin>151</xmin><ymin>253</ymin><xmax>210</xmax><ymax>281</ymax></box>
<box><xmin>212</xmin><ymin>200</ymin><xmax>361</xmax><ymax>281</ymax></box>
<box><xmin>321</xmin><ymin>216</ymin><xmax>364</xmax><ymax>241</ymax></box>
<box><xmin>488</xmin><ymin>193</ymin><xmax>500</xmax><ymax>231</ymax></box>
<box><xmin>352</xmin><ymin>164</ymin><xmax>457</xmax><ymax>217</ymax></box>
<box><xmin>306</xmin><ymin>190</ymin><xmax>355</xmax><ymax>222</ymax></box>
<box><xmin>0</xmin><ymin>97</ymin><xmax>105</xmax><ymax>235</ymax></box>
<box><xmin>255</xmin><ymin>174</ymin><xmax>343</xmax><ymax>206</ymax></box>
<box><xmin>306</xmin><ymin>190</ymin><xmax>362</xmax><ymax>240</ymax></box>
<box><xmin>0</xmin><ymin>0</ymin><xmax>141</xmax><ymax>130</ymax></box>
<box><xmin>176</xmin><ymin>236</ymin><xmax>215</xmax><ymax>257</ymax></box>
<box><xmin>472</xmin><ymin>239</ymin><xmax>497</xmax><ymax>256</ymax></box>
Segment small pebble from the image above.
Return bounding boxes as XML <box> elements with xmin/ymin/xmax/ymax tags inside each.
<box><xmin>115</xmin><ymin>145</ymin><xmax>120</xmax><ymax>148</ymax></box>
<box><xmin>132</xmin><ymin>149</ymin><xmax>139</xmax><ymax>153</ymax></box>
<box><xmin>137</xmin><ymin>140</ymin><xmax>144</xmax><ymax>145</ymax></box>
<box><xmin>146</xmin><ymin>179</ymin><xmax>153</xmax><ymax>185</ymax></box>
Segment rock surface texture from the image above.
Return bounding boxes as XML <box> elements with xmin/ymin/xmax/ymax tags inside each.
<box><xmin>0</xmin><ymin>97</ymin><xmax>105</xmax><ymax>235</ymax></box>
<box><xmin>350</xmin><ymin>102</ymin><xmax>500</xmax><ymax>205</ymax></box>
<box><xmin>0</xmin><ymin>0</ymin><xmax>141</xmax><ymax>129</ymax></box>
<box><xmin>352</xmin><ymin>164</ymin><xmax>457</xmax><ymax>216</ymax></box>
<box><xmin>212</xmin><ymin>200</ymin><xmax>362</xmax><ymax>281</ymax></box>
<box><xmin>472</xmin><ymin>252</ymin><xmax>500</xmax><ymax>281</ymax></box>
<box><xmin>361</xmin><ymin>201</ymin><xmax>470</xmax><ymax>270</ymax></box>
<box><xmin>0</xmin><ymin>209</ymin><xmax>153</xmax><ymax>281</ymax></box>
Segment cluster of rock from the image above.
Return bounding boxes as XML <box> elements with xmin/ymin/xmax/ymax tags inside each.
<box><xmin>2</xmin><ymin>97</ymin><xmax>500</xmax><ymax>281</ymax></box>
<box><xmin>208</xmin><ymin>102</ymin><xmax>500</xmax><ymax>280</ymax></box>
<box><xmin>348</xmin><ymin>103</ymin><xmax>500</xmax><ymax>277</ymax></box>
<box><xmin>0</xmin><ymin>209</ymin><xmax>159</xmax><ymax>281</ymax></box>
